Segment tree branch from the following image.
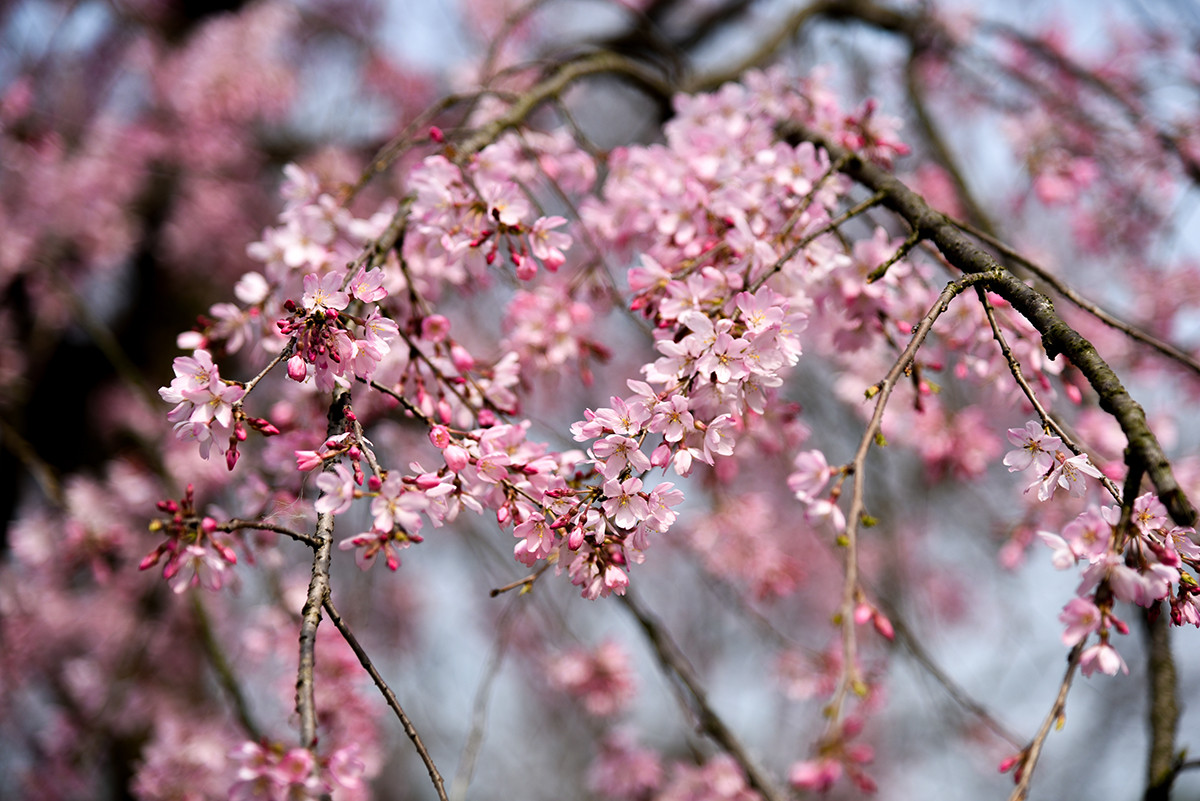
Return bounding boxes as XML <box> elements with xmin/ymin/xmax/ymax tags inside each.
<box><xmin>621</xmin><ymin>591</ymin><xmax>786</xmax><ymax>801</ymax></box>
<box><xmin>781</xmin><ymin>122</ymin><xmax>1196</xmax><ymax>528</ymax></box>
<box><xmin>1142</xmin><ymin>604</ymin><xmax>1180</xmax><ymax>801</ymax></box>
<box><xmin>323</xmin><ymin>596</ymin><xmax>449</xmax><ymax>801</ymax></box>
<box><xmin>295</xmin><ymin>385</ymin><xmax>352</xmax><ymax>750</ymax></box>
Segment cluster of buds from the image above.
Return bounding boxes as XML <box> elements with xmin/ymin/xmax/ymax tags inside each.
<box><xmin>140</xmin><ymin>484</ymin><xmax>238</xmax><ymax>593</ymax></box>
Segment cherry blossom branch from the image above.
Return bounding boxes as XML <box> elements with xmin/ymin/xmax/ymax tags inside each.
<box><xmin>782</xmin><ymin>121</ymin><xmax>1197</xmax><ymax>528</ymax></box>
<box><xmin>952</xmin><ymin>218</ymin><xmax>1200</xmax><ymax>380</ymax></box>
<box><xmin>1006</xmin><ymin>643</ymin><xmax>1084</xmax><ymax>801</ymax></box>
<box><xmin>620</xmin><ymin>590</ymin><xmax>786</xmax><ymax>801</ymax></box>
<box><xmin>322</xmin><ymin>595</ymin><xmax>449</xmax><ymax>801</ymax></box>
<box><xmin>296</xmin><ymin>386</ymin><xmax>352</xmax><ymax>749</ymax></box>
<box><xmin>831</xmin><ymin>272</ymin><xmax>991</xmax><ymax>724</ymax></box>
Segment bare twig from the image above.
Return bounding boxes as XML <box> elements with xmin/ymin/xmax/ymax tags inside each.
<box><xmin>1007</xmin><ymin>644</ymin><xmax>1084</xmax><ymax>801</ymax></box>
<box><xmin>323</xmin><ymin>596</ymin><xmax>449</xmax><ymax>801</ymax></box>
<box><xmin>217</xmin><ymin>519</ymin><xmax>319</xmax><ymax>548</ymax></box>
<box><xmin>830</xmin><ymin>273</ymin><xmax>992</xmax><ymax>722</ymax></box>
<box><xmin>621</xmin><ymin>590</ymin><xmax>786</xmax><ymax>801</ymax></box>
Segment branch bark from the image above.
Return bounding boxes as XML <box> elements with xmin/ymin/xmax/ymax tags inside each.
<box><xmin>295</xmin><ymin>385</ymin><xmax>352</xmax><ymax>749</ymax></box>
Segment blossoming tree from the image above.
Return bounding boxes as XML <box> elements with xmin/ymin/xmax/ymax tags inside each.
<box><xmin>4</xmin><ymin>0</ymin><xmax>1200</xmax><ymax>798</ymax></box>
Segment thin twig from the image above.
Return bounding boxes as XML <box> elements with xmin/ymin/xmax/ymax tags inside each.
<box><xmin>830</xmin><ymin>273</ymin><xmax>991</xmax><ymax>722</ymax></box>
<box><xmin>1007</xmin><ymin>644</ymin><xmax>1084</xmax><ymax>801</ymax></box>
<box><xmin>218</xmin><ymin>519</ymin><xmax>319</xmax><ymax>548</ymax></box>
<box><xmin>323</xmin><ymin>596</ymin><xmax>449</xmax><ymax>801</ymax></box>
<box><xmin>621</xmin><ymin>590</ymin><xmax>786</xmax><ymax>801</ymax></box>
<box><xmin>976</xmin><ymin>289</ymin><xmax>1122</xmax><ymax>501</ymax></box>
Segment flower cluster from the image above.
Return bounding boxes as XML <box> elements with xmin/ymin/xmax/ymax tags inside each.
<box><xmin>1003</xmin><ymin>420</ymin><xmax>1103</xmax><ymax>501</ymax></box>
<box><xmin>229</xmin><ymin>741</ymin><xmax>363</xmax><ymax>801</ymax></box>
<box><xmin>1005</xmin><ymin>420</ymin><xmax>1200</xmax><ymax>674</ymax></box>
<box><xmin>276</xmin><ymin>266</ymin><xmax>397</xmax><ymax>391</ymax></box>
<box><xmin>1038</xmin><ymin>492</ymin><xmax>1200</xmax><ymax>675</ymax></box>
<box><xmin>407</xmin><ymin>142</ymin><xmax>574</xmax><ymax>284</ymax></box>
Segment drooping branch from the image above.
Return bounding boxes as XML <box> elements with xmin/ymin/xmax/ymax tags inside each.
<box><xmin>621</xmin><ymin>591</ymin><xmax>786</xmax><ymax>801</ymax></box>
<box><xmin>323</xmin><ymin>596</ymin><xmax>449</xmax><ymax>801</ymax></box>
<box><xmin>781</xmin><ymin>122</ymin><xmax>1196</xmax><ymax>528</ymax></box>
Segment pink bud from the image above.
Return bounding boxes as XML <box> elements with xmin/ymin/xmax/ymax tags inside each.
<box><xmin>497</xmin><ymin>505</ymin><xmax>510</xmax><ymax>525</ymax></box>
<box><xmin>139</xmin><ymin>548</ymin><xmax>164</xmax><ymax>571</ymax></box>
<box><xmin>872</xmin><ymin>612</ymin><xmax>895</xmax><ymax>641</ymax></box>
<box><xmin>477</xmin><ymin>408</ymin><xmax>496</xmax><ymax>427</ymax></box>
<box><xmin>854</xmin><ymin>603</ymin><xmax>873</xmax><ymax>625</ymax></box>
<box><xmin>201</xmin><ymin>517</ymin><xmax>217</xmax><ymax>534</ymax></box>
<box><xmin>367</xmin><ymin>475</ymin><xmax>382</xmax><ymax>491</ymax></box>
<box><xmin>214</xmin><ymin>541</ymin><xmax>238</xmax><ymax>564</ymax></box>
<box><xmin>414</xmin><ymin>472</ymin><xmax>443</xmax><ymax>490</ymax></box>
<box><xmin>567</xmin><ymin>527</ymin><xmax>585</xmax><ymax>549</ymax></box>
<box><xmin>287</xmin><ymin>354</ymin><xmax>308</xmax><ymax>382</ymax></box>
<box><xmin>226</xmin><ymin>446</ymin><xmax>239</xmax><ymax>471</ymax></box>
<box><xmin>295</xmin><ymin>450</ymin><xmax>324</xmax><ymax>471</ymax></box>
<box><xmin>437</xmin><ymin>399</ymin><xmax>453</xmax><ymax>424</ymax></box>
<box><xmin>429</xmin><ymin>125</ymin><xmax>444</xmax><ymax>143</ymax></box>
<box><xmin>450</xmin><ymin>343</ymin><xmax>475</xmax><ymax>372</ymax></box>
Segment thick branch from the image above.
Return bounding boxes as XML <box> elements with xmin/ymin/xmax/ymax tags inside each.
<box><xmin>1142</xmin><ymin>606</ymin><xmax>1180</xmax><ymax>801</ymax></box>
<box><xmin>782</xmin><ymin>122</ymin><xmax>1196</xmax><ymax>528</ymax></box>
